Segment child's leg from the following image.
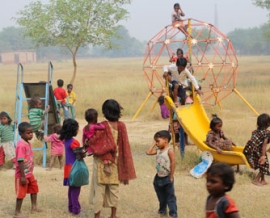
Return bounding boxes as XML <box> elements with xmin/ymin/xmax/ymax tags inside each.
<box><xmin>165</xmin><ymin>179</ymin><xmax>177</xmax><ymax>217</ymax></box>
<box><xmin>261</xmin><ymin>173</ymin><xmax>268</xmax><ymax>185</ymax></box>
<box><xmin>30</xmin><ymin>194</ymin><xmax>42</xmax><ymax>213</ymax></box>
<box><xmin>58</xmin><ymin>155</ymin><xmax>63</xmax><ymax>169</ymax></box>
<box><xmin>14</xmin><ymin>198</ymin><xmax>25</xmax><ymax>217</ymax></box>
<box><xmin>0</xmin><ymin>146</ymin><xmax>5</xmax><ymax>170</ymax></box>
<box><xmin>252</xmin><ymin>172</ymin><xmax>263</xmax><ymax>186</ymax></box>
<box><xmin>69</xmin><ymin>186</ymin><xmax>81</xmax><ymax>215</ymax></box>
<box><xmin>153</xmin><ymin>175</ymin><xmax>167</xmax><ymax>215</ymax></box>
<box><xmin>46</xmin><ymin>155</ymin><xmax>56</xmax><ymax>171</ymax></box>
<box><xmin>109</xmin><ymin>207</ymin><xmax>117</xmax><ymax>218</ymax></box>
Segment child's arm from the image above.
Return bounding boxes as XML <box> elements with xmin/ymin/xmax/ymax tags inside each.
<box><xmin>168</xmin><ymin>148</ymin><xmax>175</xmax><ymax>182</ymax></box>
<box><xmin>43</xmin><ymin>135</ymin><xmax>51</xmax><ymax>143</ymax></box>
<box><xmin>18</xmin><ymin>161</ymin><xmax>26</xmax><ymax>185</ymax></box>
<box><xmin>226</xmin><ymin>212</ymin><xmax>240</xmax><ymax>218</ymax></box>
<box><xmin>259</xmin><ymin>137</ymin><xmax>268</xmax><ymax>165</ymax></box>
<box><xmin>45</xmin><ymin>105</ymin><xmax>50</xmax><ymax>113</ymax></box>
<box><xmin>146</xmin><ymin>141</ymin><xmax>158</xmax><ymax>155</ymax></box>
<box><xmin>94</xmin><ymin>123</ymin><xmax>105</xmax><ymax>131</ymax></box>
<box><xmin>206</xmin><ymin>134</ymin><xmax>222</xmax><ymax>154</ymax></box>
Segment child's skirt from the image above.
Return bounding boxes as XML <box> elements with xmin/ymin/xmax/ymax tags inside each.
<box><xmin>0</xmin><ymin>141</ymin><xmax>15</xmax><ymax>161</ymax></box>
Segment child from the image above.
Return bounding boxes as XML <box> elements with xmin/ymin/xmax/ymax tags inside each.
<box><xmin>54</xmin><ymin>79</ymin><xmax>70</xmax><ymax>119</ymax></box>
<box><xmin>28</xmin><ymin>96</ymin><xmax>50</xmax><ymax>140</ymax></box>
<box><xmin>171</xmin><ymin>3</ymin><xmax>185</xmax><ymax>23</ymax></box>
<box><xmin>146</xmin><ymin>130</ymin><xmax>177</xmax><ymax>218</ymax></box>
<box><xmin>243</xmin><ymin>113</ymin><xmax>270</xmax><ymax>186</ymax></box>
<box><xmin>66</xmin><ymin>84</ymin><xmax>76</xmax><ymax>119</ymax></box>
<box><xmin>44</xmin><ymin>124</ymin><xmax>64</xmax><ymax>171</ymax></box>
<box><xmin>205</xmin><ymin>162</ymin><xmax>240</xmax><ymax>218</ymax></box>
<box><xmin>0</xmin><ymin>111</ymin><xmax>16</xmax><ymax>170</ymax></box>
<box><xmin>157</xmin><ymin>96</ymin><xmax>170</xmax><ymax>119</ymax></box>
<box><xmin>14</xmin><ymin>122</ymin><xmax>42</xmax><ymax>218</ymax></box>
<box><xmin>60</xmin><ymin>118</ymin><xmax>83</xmax><ymax>216</ymax></box>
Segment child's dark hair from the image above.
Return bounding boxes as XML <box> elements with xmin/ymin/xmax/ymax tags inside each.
<box><xmin>176</xmin><ymin>48</ymin><xmax>183</xmax><ymax>56</ymax></box>
<box><xmin>59</xmin><ymin>119</ymin><xmax>79</xmax><ymax>140</ymax></box>
<box><xmin>67</xmin><ymin>84</ymin><xmax>73</xmax><ymax>89</ymax></box>
<box><xmin>28</xmin><ymin>96</ymin><xmax>41</xmax><ymax>109</ymax></box>
<box><xmin>210</xmin><ymin>114</ymin><xmax>222</xmax><ymax>130</ymax></box>
<box><xmin>57</xmin><ymin>79</ymin><xmax>64</xmax><ymax>87</ymax></box>
<box><xmin>174</xmin><ymin>3</ymin><xmax>180</xmax><ymax>8</ymax></box>
<box><xmin>176</xmin><ymin>57</ymin><xmax>187</xmax><ymax>68</ymax></box>
<box><xmin>207</xmin><ymin>162</ymin><xmax>235</xmax><ymax>192</ymax></box>
<box><xmin>257</xmin><ymin>113</ymin><xmax>270</xmax><ymax>130</ymax></box>
<box><xmin>154</xmin><ymin>130</ymin><xmax>171</xmax><ymax>142</ymax></box>
<box><xmin>53</xmin><ymin>124</ymin><xmax>62</xmax><ymax>134</ymax></box>
<box><xmin>18</xmin><ymin>122</ymin><xmax>32</xmax><ymax>135</ymax></box>
<box><xmin>0</xmin><ymin>111</ymin><xmax>12</xmax><ymax>124</ymax></box>
<box><xmin>158</xmin><ymin>96</ymin><xmax>165</xmax><ymax>105</ymax></box>
<box><xmin>102</xmin><ymin>99</ymin><xmax>123</xmax><ymax>122</ymax></box>
<box><xmin>85</xmin><ymin>108</ymin><xmax>98</xmax><ymax>123</ymax></box>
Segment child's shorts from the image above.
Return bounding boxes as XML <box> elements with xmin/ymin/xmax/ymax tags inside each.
<box><xmin>15</xmin><ymin>175</ymin><xmax>39</xmax><ymax>199</ymax></box>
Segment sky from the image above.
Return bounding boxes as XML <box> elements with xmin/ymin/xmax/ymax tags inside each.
<box><xmin>0</xmin><ymin>0</ymin><xmax>269</xmax><ymax>41</ymax></box>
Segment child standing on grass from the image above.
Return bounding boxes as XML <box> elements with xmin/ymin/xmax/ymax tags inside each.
<box><xmin>14</xmin><ymin>122</ymin><xmax>42</xmax><ymax>218</ymax></box>
<box><xmin>205</xmin><ymin>162</ymin><xmax>240</xmax><ymax>218</ymax></box>
<box><xmin>0</xmin><ymin>111</ymin><xmax>16</xmax><ymax>170</ymax></box>
<box><xmin>44</xmin><ymin>124</ymin><xmax>64</xmax><ymax>171</ymax></box>
<box><xmin>60</xmin><ymin>119</ymin><xmax>83</xmax><ymax>216</ymax></box>
<box><xmin>146</xmin><ymin>130</ymin><xmax>177</xmax><ymax>218</ymax></box>
<box><xmin>54</xmin><ymin>79</ymin><xmax>70</xmax><ymax>119</ymax></box>
<box><xmin>243</xmin><ymin>113</ymin><xmax>270</xmax><ymax>186</ymax></box>
<box><xmin>28</xmin><ymin>96</ymin><xmax>50</xmax><ymax>140</ymax></box>
<box><xmin>66</xmin><ymin>84</ymin><xmax>76</xmax><ymax>119</ymax></box>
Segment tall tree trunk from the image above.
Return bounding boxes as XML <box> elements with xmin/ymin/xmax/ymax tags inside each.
<box><xmin>70</xmin><ymin>52</ymin><xmax>77</xmax><ymax>84</ymax></box>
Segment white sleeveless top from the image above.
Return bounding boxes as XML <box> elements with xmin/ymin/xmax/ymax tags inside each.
<box><xmin>156</xmin><ymin>147</ymin><xmax>171</xmax><ymax>177</ymax></box>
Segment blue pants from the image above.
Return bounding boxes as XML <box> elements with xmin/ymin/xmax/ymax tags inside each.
<box><xmin>68</xmin><ymin>186</ymin><xmax>81</xmax><ymax>215</ymax></box>
<box><xmin>153</xmin><ymin>174</ymin><xmax>178</xmax><ymax>217</ymax></box>
<box><xmin>61</xmin><ymin>103</ymin><xmax>71</xmax><ymax>119</ymax></box>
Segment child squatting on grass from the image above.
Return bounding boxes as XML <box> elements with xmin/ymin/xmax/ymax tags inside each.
<box><xmin>14</xmin><ymin>122</ymin><xmax>42</xmax><ymax>218</ymax></box>
<box><xmin>205</xmin><ymin>162</ymin><xmax>240</xmax><ymax>218</ymax></box>
<box><xmin>146</xmin><ymin>130</ymin><xmax>178</xmax><ymax>218</ymax></box>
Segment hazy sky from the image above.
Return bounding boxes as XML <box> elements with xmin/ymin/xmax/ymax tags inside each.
<box><xmin>0</xmin><ymin>0</ymin><xmax>269</xmax><ymax>41</ymax></box>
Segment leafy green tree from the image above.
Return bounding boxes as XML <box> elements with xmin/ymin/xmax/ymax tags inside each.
<box><xmin>253</xmin><ymin>0</ymin><xmax>270</xmax><ymax>39</ymax></box>
<box><xmin>14</xmin><ymin>0</ymin><xmax>131</xmax><ymax>83</ymax></box>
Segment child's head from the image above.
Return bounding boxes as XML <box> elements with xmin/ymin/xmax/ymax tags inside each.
<box><xmin>59</xmin><ymin>119</ymin><xmax>79</xmax><ymax>140</ymax></box>
<box><xmin>176</xmin><ymin>57</ymin><xmax>187</xmax><ymax>72</ymax></box>
<box><xmin>67</xmin><ymin>84</ymin><xmax>73</xmax><ymax>93</ymax></box>
<box><xmin>257</xmin><ymin>113</ymin><xmax>270</xmax><ymax>130</ymax></box>
<box><xmin>167</xmin><ymin>71</ymin><xmax>173</xmax><ymax>82</ymax></box>
<box><xmin>29</xmin><ymin>96</ymin><xmax>42</xmax><ymax>109</ymax></box>
<box><xmin>158</xmin><ymin>96</ymin><xmax>165</xmax><ymax>105</ymax></box>
<box><xmin>206</xmin><ymin>162</ymin><xmax>235</xmax><ymax>195</ymax></box>
<box><xmin>57</xmin><ymin>79</ymin><xmax>64</xmax><ymax>88</ymax></box>
<box><xmin>154</xmin><ymin>130</ymin><xmax>171</xmax><ymax>149</ymax></box>
<box><xmin>210</xmin><ymin>114</ymin><xmax>223</xmax><ymax>132</ymax></box>
<box><xmin>0</xmin><ymin>111</ymin><xmax>12</xmax><ymax>125</ymax></box>
<box><xmin>85</xmin><ymin>108</ymin><xmax>98</xmax><ymax>124</ymax></box>
<box><xmin>174</xmin><ymin>3</ymin><xmax>180</xmax><ymax>11</ymax></box>
<box><xmin>176</xmin><ymin>48</ymin><xmax>183</xmax><ymax>58</ymax></box>
<box><xmin>53</xmin><ymin>124</ymin><xmax>62</xmax><ymax>134</ymax></box>
<box><xmin>102</xmin><ymin>99</ymin><xmax>123</xmax><ymax>122</ymax></box>
<box><xmin>18</xmin><ymin>122</ymin><xmax>33</xmax><ymax>141</ymax></box>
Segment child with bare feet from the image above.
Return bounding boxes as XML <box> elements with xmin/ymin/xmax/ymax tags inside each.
<box><xmin>205</xmin><ymin>162</ymin><xmax>240</xmax><ymax>218</ymax></box>
<box><xmin>44</xmin><ymin>124</ymin><xmax>64</xmax><ymax>171</ymax></box>
<box><xmin>243</xmin><ymin>113</ymin><xmax>270</xmax><ymax>186</ymax></box>
<box><xmin>82</xmin><ymin>108</ymin><xmax>112</xmax><ymax>174</ymax></box>
<box><xmin>14</xmin><ymin>122</ymin><xmax>42</xmax><ymax>218</ymax></box>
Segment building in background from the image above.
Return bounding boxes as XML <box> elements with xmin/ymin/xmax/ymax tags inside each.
<box><xmin>0</xmin><ymin>50</ymin><xmax>36</xmax><ymax>64</ymax></box>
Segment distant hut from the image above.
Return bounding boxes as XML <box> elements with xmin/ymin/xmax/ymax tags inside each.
<box><xmin>0</xmin><ymin>50</ymin><xmax>36</xmax><ymax>64</ymax></box>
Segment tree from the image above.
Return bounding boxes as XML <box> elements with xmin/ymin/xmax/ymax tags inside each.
<box><xmin>14</xmin><ymin>0</ymin><xmax>131</xmax><ymax>83</ymax></box>
<box><xmin>253</xmin><ymin>0</ymin><xmax>270</xmax><ymax>39</ymax></box>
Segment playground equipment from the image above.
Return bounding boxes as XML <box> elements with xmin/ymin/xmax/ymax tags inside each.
<box><xmin>14</xmin><ymin>62</ymin><xmax>60</xmax><ymax>167</ymax></box>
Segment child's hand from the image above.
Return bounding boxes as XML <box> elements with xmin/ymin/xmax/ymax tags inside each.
<box><xmin>21</xmin><ymin>177</ymin><xmax>26</xmax><ymax>186</ymax></box>
<box><xmin>46</xmin><ymin>105</ymin><xmax>50</xmax><ymax>109</ymax></box>
<box><xmin>216</xmin><ymin>147</ymin><xmax>222</xmax><ymax>154</ymax></box>
<box><xmin>259</xmin><ymin>156</ymin><xmax>266</xmax><ymax>165</ymax></box>
<box><xmin>170</xmin><ymin>176</ymin><xmax>174</xmax><ymax>182</ymax></box>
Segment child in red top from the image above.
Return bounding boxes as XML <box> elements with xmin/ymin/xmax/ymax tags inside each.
<box><xmin>205</xmin><ymin>162</ymin><xmax>240</xmax><ymax>218</ymax></box>
<box><xmin>54</xmin><ymin>79</ymin><xmax>70</xmax><ymax>119</ymax></box>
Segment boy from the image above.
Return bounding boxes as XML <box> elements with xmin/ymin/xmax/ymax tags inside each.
<box><xmin>171</xmin><ymin>3</ymin><xmax>185</xmax><ymax>23</ymax></box>
<box><xmin>54</xmin><ymin>79</ymin><xmax>70</xmax><ymax>119</ymax></box>
<box><xmin>66</xmin><ymin>84</ymin><xmax>76</xmax><ymax>119</ymax></box>
<box><xmin>14</xmin><ymin>122</ymin><xmax>42</xmax><ymax>217</ymax></box>
<box><xmin>146</xmin><ymin>130</ymin><xmax>178</xmax><ymax>218</ymax></box>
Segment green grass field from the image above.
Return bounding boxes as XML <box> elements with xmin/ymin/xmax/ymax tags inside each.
<box><xmin>0</xmin><ymin>56</ymin><xmax>270</xmax><ymax>217</ymax></box>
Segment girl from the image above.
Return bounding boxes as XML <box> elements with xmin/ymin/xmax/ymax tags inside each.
<box><xmin>205</xmin><ymin>162</ymin><xmax>240</xmax><ymax>218</ymax></box>
<box><xmin>0</xmin><ymin>111</ymin><xmax>16</xmax><ymax>169</ymax></box>
<box><xmin>88</xmin><ymin>99</ymin><xmax>136</xmax><ymax>218</ymax></box>
<box><xmin>44</xmin><ymin>124</ymin><xmax>64</xmax><ymax>171</ymax></box>
<box><xmin>206</xmin><ymin>114</ymin><xmax>236</xmax><ymax>154</ymax></box>
<box><xmin>60</xmin><ymin>119</ymin><xmax>83</xmax><ymax>216</ymax></box>
<box><xmin>243</xmin><ymin>113</ymin><xmax>270</xmax><ymax>186</ymax></box>
<box><xmin>28</xmin><ymin>96</ymin><xmax>50</xmax><ymax>140</ymax></box>
<box><xmin>157</xmin><ymin>96</ymin><xmax>169</xmax><ymax>119</ymax></box>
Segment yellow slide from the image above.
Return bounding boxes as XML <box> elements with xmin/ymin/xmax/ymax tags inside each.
<box><xmin>164</xmin><ymin>95</ymin><xmax>251</xmax><ymax>167</ymax></box>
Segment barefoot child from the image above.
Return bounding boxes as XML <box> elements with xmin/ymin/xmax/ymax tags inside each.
<box><xmin>205</xmin><ymin>162</ymin><xmax>240</xmax><ymax>218</ymax></box>
<box><xmin>0</xmin><ymin>111</ymin><xmax>16</xmax><ymax>169</ymax></box>
<box><xmin>146</xmin><ymin>130</ymin><xmax>177</xmax><ymax>218</ymax></box>
<box><xmin>14</xmin><ymin>122</ymin><xmax>42</xmax><ymax>218</ymax></box>
<box><xmin>44</xmin><ymin>124</ymin><xmax>64</xmax><ymax>171</ymax></box>
<box><xmin>243</xmin><ymin>113</ymin><xmax>270</xmax><ymax>186</ymax></box>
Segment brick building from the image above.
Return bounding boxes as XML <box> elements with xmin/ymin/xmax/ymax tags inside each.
<box><xmin>0</xmin><ymin>50</ymin><xmax>36</xmax><ymax>64</ymax></box>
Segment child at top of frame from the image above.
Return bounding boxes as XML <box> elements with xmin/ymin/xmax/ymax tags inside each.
<box><xmin>243</xmin><ymin>113</ymin><xmax>270</xmax><ymax>186</ymax></box>
<box><xmin>157</xmin><ymin>96</ymin><xmax>170</xmax><ymax>119</ymax></box>
<box><xmin>146</xmin><ymin>130</ymin><xmax>178</xmax><ymax>218</ymax></box>
<box><xmin>205</xmin><ymin>162</ymin><xmax>240</xmax><ymax>218</ymax></box>
<box><xmin>44</xmin><ymin>124</ymin><xmax>64</xmax><ymax>171</ymax></box>
<box><xmin>66</xmin><ymin>84</ymin><xmax>76</xmax><ymax>119</ymax></box>
<box><xmin>28</xmin><ymin>96</ymin><xmax>50</xmax><ymax>135</ymax></box>
<box><xmin>60</xmin><ymin>118</ymin><xmax>84</xmax><ymax>216</ymax></box>
<box><xmin>171</xmin><ymin>3</ymin><xmax>185</xmax><ymax>23</ymax></box>
<box><xmin>83</xmin><ymin>108</ymin><xmax>113</xmax><ymax>174</ymax></box>
<box><xmin>14</xmin><ymin>122</ymin><xmax>42</xmax><ymax>218</ymax></box>
<box><xmin>54</xmin><ymin>79</ymin><xmax>70</xmax><ymax>119</ymax></box>
<box><xmin>206</xmin><ymin>114</ymin><xmax>236</xmax><ymax>154</ymax></box>
<box><xmin>0</xmin><ymin>111</ymin><xmax>16</xmax><ymax>170</ymax></box>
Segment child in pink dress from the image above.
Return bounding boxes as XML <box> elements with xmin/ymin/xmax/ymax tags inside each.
<box><xmin>44</xmin><ymin>124</ymin><xmax>64</xmax><ymax>171</ymax></box>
